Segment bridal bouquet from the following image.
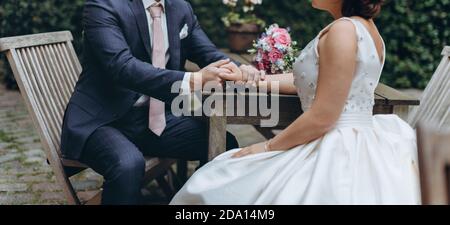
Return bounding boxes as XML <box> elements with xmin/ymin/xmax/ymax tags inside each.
<box><xmin>248</xmin><ymin>24</ymin><xmax>299</xmax><ymax>74</ymax></box>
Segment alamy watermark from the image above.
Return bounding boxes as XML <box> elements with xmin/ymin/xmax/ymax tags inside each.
<box><xmin>171</xmin><ymin>81</ymin><xmax>280</xmax><ymax>127</ymax></box>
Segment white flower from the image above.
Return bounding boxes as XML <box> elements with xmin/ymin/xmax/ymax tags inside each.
<box><xmin>275</xmin><ymin>43</ymin><xmax>286</xmax><ymax>52</ymax></box>
<box><xmin>275</xmin><ymin>59</ymin><xmax>285</xmax><ymax>68</ymax></box>
<box><xmin>223</xmin><ymin>0</ymin><xmax>238</xmax><ymax>7</ymax></box>
<box><xmin>243</xmin><ymin>5</ymin><xmax>254</xmax><ymax>12</ymax></box>
<box><xmin>246</xmin><ymin>0</ymin><xmax>262</xmax><ymax>5</ymax></box>
<box><xmin>255</xmin><ymin>52</ymin><xmax>263</xmax><ymax>62</ymax></box>
<box><xmin>262</xmin><ymin>42</ymin><xmax>271</xmax><ymax>52</ymax></box>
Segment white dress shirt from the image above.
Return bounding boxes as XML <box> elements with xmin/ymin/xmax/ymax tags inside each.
<box><xmin>134</xmin><ymin>0</ymin><xmax>191</xmax><ymax>107</ymax></box>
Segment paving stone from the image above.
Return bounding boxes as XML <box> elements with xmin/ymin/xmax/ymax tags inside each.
<box><xmin>24</xmin><ymin>157</ymin><xmax>46</xmax><ymax>165</ymax></box>
<box><xmin>24</xmin><ymin>149</ymin><xmax>45</xmax><ymax>157</ymax></box>
<box><xmin>0</xmin><ymin>183</ymin><xmax>28</xmax><ymax>192</ymax></box>
<box><xmin>0</xmin><ymin>193</ymin><xmax>35</xmax><ymax>205</ymax></box>
<box><xmin>20</xmin><ymin>174</ymin><xmax>52</xmax><ymax>183</ymax></box>
<box><xmin>32</xmin><ymin>183</ymin><xmax>62</xmax><ymax>192</ymax></box>
<box><xmin>40</xmin><ymin>192</ymin><xmax>65</xmax><ymax>201</ymax></box>
<box><xmin>0</xmin><ymin>175</ymin><xmax>16</xmax><ymax>184</ymax></box>
<box><xmin>0</xmin><ymin>153</ymin><xmax>21</xmax><ymax>164</ymax></box>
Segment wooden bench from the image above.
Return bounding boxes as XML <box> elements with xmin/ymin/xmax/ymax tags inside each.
<box><xmin>417</xmin><ymin>124</ymin><xmax>450</xmax><ymax>205</ymax></box>
<box><xmin>0</xmin><ymin>31</ymin><xmax>178</xmax><ymax>204</ymax></box>
<box><xmin>185</xmin><ymin>49</ymin><xmax>420</xmax><ymax>160</ymax></box>
<box><xmin>408</xmin><ymin>46</ymin><xmax>450</xmax><ymax>129</ymax></box>
<box><xmin>412</xmin><ymin>47</ymin><xmax>450</xmax><ymax>204</ymax></box>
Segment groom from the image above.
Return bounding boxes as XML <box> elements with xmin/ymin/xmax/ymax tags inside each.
<box><xmin>61</xmin><ymin>0</ymin><xmax>261</xmax><ymax>204</ymax></box>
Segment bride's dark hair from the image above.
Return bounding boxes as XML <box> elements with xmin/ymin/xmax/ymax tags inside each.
<box><xmin>342</xmin><ymin>0</ymin><xmax>384</xmax><ymax>19</ymax></box>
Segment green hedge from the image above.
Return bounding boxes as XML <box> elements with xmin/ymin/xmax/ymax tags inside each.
<box><xmin>1</xmin><ymin>0</ymin><xmax>448</xmax><ymax>89</ymax></box>
<box><xmin>0</xmin><ymin>0</ymin><xmax>85</xmax><ymax>89</ymax></box>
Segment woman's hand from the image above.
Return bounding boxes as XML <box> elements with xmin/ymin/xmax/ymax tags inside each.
<box><xmin>220</xmin><ymin>63</ymin><xmax>266</xmax><ymax>86</ymax></box>
<box><xmin>232</xmin><ymin>141</ymin><xmax>269</xmax><ymax>158</ymax></box>
<box><xmin>238</xmin><ymin>64</ymin><xmax>266</xmax><ymax>86</ymax></box>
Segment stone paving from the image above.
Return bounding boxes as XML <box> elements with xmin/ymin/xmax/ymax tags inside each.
<box><xmin>0</xmin><ymin>84</ymin><xmax>107</xmax><ymax>204</ymax></box>
<box><xmin>0</xmin><ymin>83</ymin><xmax>264</xmax><ymax>205</ymax></box>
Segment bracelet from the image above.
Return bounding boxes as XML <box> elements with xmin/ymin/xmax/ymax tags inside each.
<box><xmin>264</xmin><ymin>139</ymin><xmax>272</xmax><ymax>152</ymax></box>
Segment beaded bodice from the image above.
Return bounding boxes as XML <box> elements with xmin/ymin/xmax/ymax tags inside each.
<box><xmin>293</xmin><ymin>17</ymin><xmax>385</xmax><ymax>114</ymax></box>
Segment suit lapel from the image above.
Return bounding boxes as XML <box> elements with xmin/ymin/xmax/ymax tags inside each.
<box><xmin>165</xmin><ymin>0</ymin><xmax>181</xmax><ymax>70</ymax></box>
<box><xmin>129</xmin><ymin>0</ymin><xmax>152</xmax><ymax>60</ymax></box>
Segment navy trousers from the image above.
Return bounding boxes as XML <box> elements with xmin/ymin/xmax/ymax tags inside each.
<box><xmin>80</xmin><ymin>106</ymin><xmax>238</xmax><ymax>205</ymax></box>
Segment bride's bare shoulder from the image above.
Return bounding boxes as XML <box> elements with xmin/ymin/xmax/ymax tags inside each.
<box><xmin>320</xmin><ymin>19</ymin><xmax>357</xmax><ymax>54</ymax></box>
<box><xmin>327</xmin><ymin>19</ymin><xmax>357</xmax><ymax>38</ymax></box>
<box><xmin>319</xmin><ymin>19</ymin><xmax>357</xmax><ymax>46</ymax></box>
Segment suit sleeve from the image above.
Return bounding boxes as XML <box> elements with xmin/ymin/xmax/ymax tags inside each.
<box><xmin>82</xmin><ymin>0</ymin><xmax>185</xmax><ymax>102</ymax></box>
<box><xmin>184</xmin><ymin>2</ymin><xmax>241</xmax><ymax>68</ymax></box>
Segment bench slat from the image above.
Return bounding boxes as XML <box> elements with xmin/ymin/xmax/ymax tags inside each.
<box><xmin>443</xmin><ymin>46</ymin><xmax>450</xmax><ymax>56</ymax></box>
<box><xmin>0</xmin><ymin>31</ymin><xmax>73</xmax><ymax>52</ymax></box>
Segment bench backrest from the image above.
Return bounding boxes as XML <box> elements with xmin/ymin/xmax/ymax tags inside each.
<box><xmin>0</xmin><ymin>31</ymin><xmax>81</xmax><ymax>158</ymax></box>
<box><xmin>408</xmin><ymin>46</ymin><xmax>450</xmax><ymax>129</ymax></box>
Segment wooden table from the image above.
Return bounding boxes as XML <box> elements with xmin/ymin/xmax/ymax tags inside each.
<box><xmin>185</xmin><ymin>49</ymin><xmax>421</xmax><ymax>161</ymax></box>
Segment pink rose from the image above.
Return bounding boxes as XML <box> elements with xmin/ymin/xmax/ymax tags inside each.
<box><xmin>268</xmin><ymin>49</ymin><xmax>283</xmax><ymax>63</ymax></box>
<box><xmin>274</xmin><ymin>33</ymin><xmax>291</xmax><ymax>46</ymax></box>
<box><xmin>257</xmin><ymin>62</ymin><xmax>265</xmax><ymax>71</ymax></box>
<box><xmin>263</xmin><ymin>36</ymin><xmax>276</xmax><ymax>46</ymax></box>
<box><xmin>271</xmin><ymin>28</ymin><xmax>291</xmax><ymax>45</ymax></box>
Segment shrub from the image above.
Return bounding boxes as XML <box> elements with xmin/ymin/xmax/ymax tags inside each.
<box><xmin>0</xmin><ymin>0</ymin><xmax>84</xmax><ymax>89</ymax></box>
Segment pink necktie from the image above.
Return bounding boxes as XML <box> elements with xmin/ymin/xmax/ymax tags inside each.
<box><xmin>148</xmin><ymin>3</ymin><xmax>166</xmax><ymax>136</ymax></box>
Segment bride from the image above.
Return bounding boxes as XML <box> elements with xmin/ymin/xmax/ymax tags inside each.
<box><xmin>171</xmin><ymin>0</ymin><xmax>420</xmax><ymax>205</ymax></box>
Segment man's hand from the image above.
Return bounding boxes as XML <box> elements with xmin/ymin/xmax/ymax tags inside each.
<box><xmin>190</xmin><ymin>59</ymin><xmax>233</xmax><ymax>90</ymax></box>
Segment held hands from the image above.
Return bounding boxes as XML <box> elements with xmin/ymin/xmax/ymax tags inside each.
<box><xmin>191</xmin><ymin>59</ymin><xmax>266</xmax><ymax>89</ymax></box>
<box><xmin>220</xmin><ymin>63</ymin><xmax>266</xmax><ymax>86</ymax></box>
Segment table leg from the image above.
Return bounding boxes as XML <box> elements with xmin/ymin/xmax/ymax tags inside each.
<box><xmin>393</xmin><ymin>105</ymin><xmax>410</xmax><ymax>121</ymax></box>
<box><xmin>176</xmin><ymin>160</ymin><xmax>188</xmax><ymax>186</ymax></box>
<box><xmin>208</xmin><ymin>115</ymin><xmax>227</xmax><ymax>161</ymax></box>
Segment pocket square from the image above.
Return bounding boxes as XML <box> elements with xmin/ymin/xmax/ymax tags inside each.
<box><xmin>179</xmin><ymin>24</ymin><xmax>189</xmax><ymax>39</ymax></box>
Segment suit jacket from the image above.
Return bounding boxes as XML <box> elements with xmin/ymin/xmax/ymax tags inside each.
<box><xmin>61</xmin><ymin>0</ymin><xmax>234</xmax><ymax>160</ymax></box>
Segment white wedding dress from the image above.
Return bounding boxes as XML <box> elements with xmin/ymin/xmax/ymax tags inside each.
<box><xmin>171</xmin><ymin>18</ymin><xmax>421</xmax><ymax>205</ymax></box>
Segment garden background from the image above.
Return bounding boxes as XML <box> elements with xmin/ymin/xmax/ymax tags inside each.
<box><xmin>0</xmin><ymin>0</ymin><xmax>449</xmax><ymax>89</ymax></box>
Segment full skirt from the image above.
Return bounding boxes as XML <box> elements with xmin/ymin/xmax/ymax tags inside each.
<box><xmin>170</xmin><ymin>115</ymin><xmax>421</xmax><ymax>205</ymax></box>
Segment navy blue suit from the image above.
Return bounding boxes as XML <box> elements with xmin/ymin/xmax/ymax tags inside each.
<box><xmin>60</xmin><ymin>0</ymin><xmax>238</xmax><ymax>204</ymax></box>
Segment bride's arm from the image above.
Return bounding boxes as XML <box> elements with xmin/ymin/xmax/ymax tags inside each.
<box><xmin>233</xmin><ymin>20</ymin><xmax>358</xmax><ymax>157</ymax></box>
<box><xmin>259</xmin><ymin>73</ymin><xmax>298</xmax><ymax>95</ymax></box>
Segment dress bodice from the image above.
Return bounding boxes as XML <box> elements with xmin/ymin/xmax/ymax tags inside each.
<box><xmin>293</xmin><ymin>17</ymin><xmax>386</xmax><ymax>114</ymax></box>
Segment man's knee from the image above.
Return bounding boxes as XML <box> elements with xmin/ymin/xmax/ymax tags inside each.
<box><xmin>109</xmin><ymin>151</ymin><xmax>146</xmax><ymax>183</ymax></box>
